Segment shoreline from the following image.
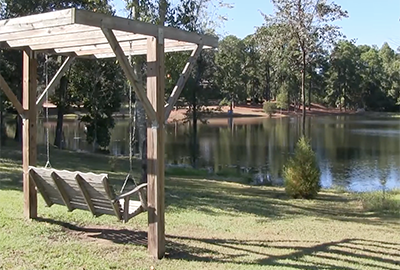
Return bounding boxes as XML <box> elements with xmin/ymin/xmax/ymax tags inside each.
<box><xmin>35</xmin><ymin>103</ymin><xmax>398</xmax><ymax>123</ymax></box>
<box><xmin>165</xmin><ymin>103</ymin><xmax>360</xmax><ymax>123</ymax></box>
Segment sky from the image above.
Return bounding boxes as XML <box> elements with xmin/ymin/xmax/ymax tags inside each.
<box><xmin>111</xmin><ymin>0</ymin><xmax>400</xmax><ymax>49</ymax></box>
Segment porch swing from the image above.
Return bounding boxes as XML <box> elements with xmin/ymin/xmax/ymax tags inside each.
<box><xmin>28</xmin><ymin>50</ymin><xmax>148</xmax><ymax>223</ymax></box>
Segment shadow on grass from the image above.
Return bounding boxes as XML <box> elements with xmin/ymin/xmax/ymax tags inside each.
<box><xmin>34</xmin><ymin>217</ymin><xmax>148</xmax><ymax>246</ymax></box>
<box><xmin>2</xmin><ymin>143</ymin><xmax>399</xmax><ymax>227</ymax></box>
<box><xmin>166</xmin><ymin>235</ymin><xmax>400</xmax><ymax>270</ymax></box>
<box><xmin>29</xmin><ymin>218</ymin><xmax>400</xmax><ymax>270</ymax></box>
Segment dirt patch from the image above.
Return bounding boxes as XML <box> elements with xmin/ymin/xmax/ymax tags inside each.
<box><xmin>57</xmin><ymin>222</ymin><xmax>148</xmax><ymax>246</ymax></box>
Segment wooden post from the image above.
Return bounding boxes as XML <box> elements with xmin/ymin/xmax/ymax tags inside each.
<box><xmin>147</xmin><ymin>32</ymin><xmax>165</xmax><ymax>259</ymax></box>
<box><xmin>23</xmin><ymin>50</ymin><xmax>37</xmax><ymax>219</ymax></box>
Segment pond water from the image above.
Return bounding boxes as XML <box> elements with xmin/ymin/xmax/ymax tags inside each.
<box><xmin>31</xmin><ymin>114</ymin><xmax>400</xmax><ymax>192</ymax></box>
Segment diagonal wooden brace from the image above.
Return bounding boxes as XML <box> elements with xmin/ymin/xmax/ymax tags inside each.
<box><xmin>0</xmin><ymin>73</ymin><xmax>26</xmax><ymax>117</ymax></box>
<box><xmin>164</xmin><ymin>44</ymin><xmax>203</xmax><ymax>122</ymax></box>
<box><xmin>36</xmin><ymin>56</ymin><xmax>75</xmax><ymax>110</ymax></box>
<box><xmin>101</xmin><ymin>27</ymin><xmax>157</xmax><ymax>123</ymax></box>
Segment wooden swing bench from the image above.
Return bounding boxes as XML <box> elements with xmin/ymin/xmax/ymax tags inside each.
<box><xmin>28</xmin><ymin>166</ymin><xmax>148</xmax><ymax>222</ymax></box>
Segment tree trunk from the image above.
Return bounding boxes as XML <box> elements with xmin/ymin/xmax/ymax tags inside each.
<box><xmin>301</xmin><ymin>50</ymin><xmax>306</xmax><ymax>136</ymax></box>
<box><xmin>265</xmin><ymin>62</ymin><xmax>270</xmax><ymax>101</ymax></box>
<box><xmin>0</xmin><ymin>102</ymin><xmax>5</xmax><ymax>146</ymax></box>
<box><xmin>14</xmin><ymin>87</ymin><xmax>22</xmax><ymax>143</ymax></box>
<box><xmin>136</xmin><ymin>97</ymin><xmax>147</xmax><ymax>184</ymax></box>
<box><xmin>191</xmin><ymin>87</ymin><xmax>198</xmax><ymax>169</ymax></box>
<box><xmin>308</xmin><ymin>68</ymin><xmax>312</xmax><ymax>111</ymax></box>
<box><xmin>54</xmin><ymin>106</ymin><xmax>64</xmax><ymax>148</ymax></box>
<box><xmin>54</xmin><ymin>76</ymin><xmax>68</xmax><ymax>148</ymax></box>
<box><xmin>14</xmin><ymin>116</ymin><xmax>22</xmax><ymax>143</ymax></box>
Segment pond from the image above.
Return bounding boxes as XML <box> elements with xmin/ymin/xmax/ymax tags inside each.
<box><xmin>28</xmin><ymin>114</ymin><xmax>400</xmax><ymax>192</ymax></box>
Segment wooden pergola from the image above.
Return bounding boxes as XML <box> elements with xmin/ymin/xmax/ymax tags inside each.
<box><xmin>0</xmin><ymin>8</ymin><xmax>217</xmax><ymax>259</ymax></box>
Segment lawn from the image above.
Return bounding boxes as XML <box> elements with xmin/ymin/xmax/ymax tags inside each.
<box><xmin>0</xmin><ymin>142</ymin><xmax>399</xmax><ymax>270</ymax></box>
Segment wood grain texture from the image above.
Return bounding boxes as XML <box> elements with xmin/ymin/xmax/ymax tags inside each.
<box><xmin>147</xmin><ymin>35</ymin><xmax>166</xmax><ymax>259</ymax></box>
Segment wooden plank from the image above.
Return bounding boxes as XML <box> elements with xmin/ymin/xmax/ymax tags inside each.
<box><xmin>74</xmin><ymin>9</ymin><xmax>218</xmax><ymax>48</ymax></box>
<box><xmin>50</xmin><ymin>171</ymin><xmax>73</xmax><ymax>212</ymax></box>
<box><xmin>0</xmin><ymin>73</ymin><xmax>25</xmax><ymax>117</ymax></box>
<box><xmin>22</xmin><ymin>50</ymin><xmax>37</xmax><ymax>219</ymax></box>
<box><xmin>164</xmin><ymin>45</ymin><xmax>203</xmax><ymax>121</ymax></box>
<box><xmin>75</xmin><ymin>174</ymin><xmax>97</xmax><ymax>216</ymax></box>
<box><xmin>28</xmin><ymin>32</ymin><xmax>147</xmax><ymax>50</ymax></box>
<box><xmin>102</xmin><ymin>177</ymin><xmax>122</xmax><ymax>220</ymax></box>
<box><xmin>123</xmin><ymin>197</ymin><xmax>130</xmax><ymax>223</ymax></box>
<box><xmin>36</xmin><ymin>56</ymin><xmax>75</xmax><ymax>109</ymax></box>
<box><xmin>0</xmin><ymin>24</ymin><xmax>97</xmax><ymax>42</ymax></box>
<box><xmin>0</xmin><ymin>9</ymin><xmax>74</xmax><ymax>35</ymax></box>
<box><xmin>29</xmin><ymin>169</ymin><xmax>53</xmax><ymax>207</ymax></box>
<box><xmin>101</xmin><ymin>27</ymin><xmax>157</xmax><ymax>123</ymax></box>
<box><xmin>147</xmin><ymin>35</ymin><xmax>166</xmax><ymax>259</ymax></box>
<box><xmin>54</xmin><ymin>39</ymin><xmax>190</xmax><ymax>54</ymax></box>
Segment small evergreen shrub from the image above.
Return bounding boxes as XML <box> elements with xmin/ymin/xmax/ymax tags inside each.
<box><xmin>263</xmin><ymin>101</ymin><xmax>276</xmax><ymax>117</ymax></box>
<box><xmin>283</xmin><ymin>136</ymin><xmax>321</xmax><ymax>199</ymax></box>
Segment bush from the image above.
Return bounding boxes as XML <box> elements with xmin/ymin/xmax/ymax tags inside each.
<box><xmin>283</xmin><ymin>136</ymin><xmax>321</xmax><ymax>199</ymax></box>
<box><xmin>263</xmin><ymin>101</ymin><xmax>277</xmax><ymax>117</ymax></box>
<box><xmin>276</xmin><ymin>92</ymin><xmax>289</xmax><ymax>110</ymax></box>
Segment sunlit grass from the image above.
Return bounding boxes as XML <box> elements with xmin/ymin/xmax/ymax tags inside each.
<box><xmin>0</xmin><ymin>142</ymin><xmax>399</xmax><ymax>270</ymax></box>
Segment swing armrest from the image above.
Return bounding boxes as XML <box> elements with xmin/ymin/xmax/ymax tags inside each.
<box><xmin>115</xmin><ymin>183</ymin><xmax>147</xmax><ymax>201</ymax></box>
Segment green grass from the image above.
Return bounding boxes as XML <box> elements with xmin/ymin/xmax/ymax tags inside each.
<box><xmin>356</xmin><ymin>190</ymin><xmax>400</xmax><ymax>214</ymax></box>
<box><xmin>1</xmin><ymin>141</ymin><xmax>400</xmax><ymax>270</ymax></box>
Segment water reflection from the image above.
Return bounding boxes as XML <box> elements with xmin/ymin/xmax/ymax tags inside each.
<box><xmin>15</xmin><ymin>114</ymin><xmax>400</xmax><ymax>192</ymax></box>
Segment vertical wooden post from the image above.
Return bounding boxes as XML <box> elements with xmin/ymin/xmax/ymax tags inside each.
<box><xmin>23</xmin><ymin>50</ymin><xmax>37</xmax><ymax>219</ymax></box>
<box><xmin>147</xmin><ymin>32</ymin><xmax>165</xmax><ymax>259</ymax></box>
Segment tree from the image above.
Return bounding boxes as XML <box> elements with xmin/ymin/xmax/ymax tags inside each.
<box><xmin>69</xmin><ymin>59</ymin><xmax>124</xmax><ymax>151</ymax></box>
<box><xmin>264</xmin><ymin>0</ymin><xmax>348</xmax><ymax>134</ymax></box>
<box><xmin>215</xmin><ymin>35</ymin><xmax>246</xmax><ymax>109</ymax></box>
<box><xmin>325</xmin><ymin>40</ymin><xmax>361</xmax><ymax>110</ymax></box>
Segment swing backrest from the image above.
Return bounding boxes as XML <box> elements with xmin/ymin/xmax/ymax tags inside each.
<box><xmin>28</xmin><ymin>166</ymin><xmax>122</xmax><ymax>219</ymax></box>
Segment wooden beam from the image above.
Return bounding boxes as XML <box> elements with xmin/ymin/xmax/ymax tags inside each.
<box><xmin>50</xmin><ymin>172</ymin><xmax>73</xmax><ymax>212</ymax></box>
<box><xmin>164</xmin><ymin>45</ymin><xmax>203</xmax><ymax>121</ymax></box>
<box><xmin>147</xmin><ymin>35</ymin><xmax>166</xmax><ymax>260</ymax></box>
<box><xmin>93</xmin><ymin>45</ymin><xmax>199</xmax><ymax>59</ymax></box>
<box><xmin>76</xmin><ymin>44</ymin><xmax>197</xmax><ymax>58</ymax></box>
<box><xmin>0</xmin><ymin>73</ymin><xmax>25</xmax><ymax>117</ymax></box>
<box><xmin>74</xmin><ymin>9</ymin><xmax>218</xmax><ymax>48</ymax></box>
<box><xmin>101</xmin><ymin>27</ymin><xmax>157</xmax><ymax>123</ymax></box>
<box><xmin>75</xmin><ymin>174</ymin><xmax>96</xmax><ymax>216</ymax></box>
<box><xmin>36</xmin><ymin>56</ymin><xmax>75</xmax><ymax>110</ymax></box>
<box><xmin>23</xmin><ymin>50</ymin><xmax>37</xmax><ymax>219</ymax></box>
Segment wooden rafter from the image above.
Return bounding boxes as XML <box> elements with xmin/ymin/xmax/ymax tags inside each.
<box><xmin>101</xmin><ymin>27</ymin><xmax>157</xmax><ymax>123</ymax></box>
<box><xmin>75</xmin><ymin>9</ymin><xmax>217</xmax><ymax>48</ymax></box>
<box><xmin>0</xmin><ymin>73</ymin><xmax>25</xmax><ymax>117</ymax></box>
<box><xmin>0</xmin><ymin>8</ymin><xmax>218</xmax><ymax>59</ymax></box>
<box><xmin>164</xmin><ymin>45</ymin><xmax>203</xmax><ymax>121</ymax></box>
<box><xmin>36</xmin><ymin>56</ymin><xmax>75</xmax><ymax>110</ymax></box>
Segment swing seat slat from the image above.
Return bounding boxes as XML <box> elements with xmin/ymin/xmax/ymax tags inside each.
<box><xmin>28</xmin><ymin>166</ymin><xmax>147</xmax><ymax>222</ymax></box>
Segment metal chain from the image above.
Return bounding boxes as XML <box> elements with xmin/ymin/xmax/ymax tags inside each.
<box><xmin>44</xmin><ymin>54</ymin><xmax>51</xmax><ymax>169</ymax></box>
<box><xmin>120</xmin><ymin>40</ymin><xmax>138</xmax><ymax>193</ymax></box>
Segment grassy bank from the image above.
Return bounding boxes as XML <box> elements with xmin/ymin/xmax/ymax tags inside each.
<box><xmin>0</xmin><ymin>143</ymin><xmax>399</xmax><ymax>270</ymax></box>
